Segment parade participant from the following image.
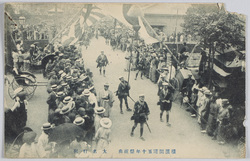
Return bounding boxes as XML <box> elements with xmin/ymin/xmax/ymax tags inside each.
<box><xmin>19</xmin><ymin>131</ymin><xmax>40</xmax><ymax>158</ymax></box>
<box><xmin>94</xmin><ymin>118</ymin><xmax>112</xmax><ymax>150</ymax></box>
<box><xmin>135</xmin><ymin>55</ymin><xmax>146</xmax><ymax>80</ymax></box>
<box><xmin>217</xmin><ymin>99</ymin><xmax>230</xmax><ymax>145</ymax></box>
<box><xmin>11</xmin><ymin>87</ymin><xmax>28</xmax><ymax>130</ymax></box>
<box><xmin>117</xmin><ymin>76</ymin><xmax>132</xmax><ymax>114</ymax></box>
<box><xmin>96</xmin><ymin>51</ymin><xmax>109</xmax><ymax>77</ymax></box>
<box><xmin>159</xmin><ymin>82</ymin><xmax>175</xmax><ymax>126</ymax></box>
<box><xmin>37</xmin><ymin>123</ymin><xmax>54</xmax><ymax>158</ymax></box>
<box><xmin>94</xmin><ymin>107</ymin><xmax>106</xmax><ymax>133</ymax></box>
<box><xmin>97</xmin><ymin>83</ymin><xmax>114</xmax><ymax>117</ymax></box>
<box><xmin>130</xmin><ymin>94</ymin><xmax>150</xmax><ymax>141</ymax></box>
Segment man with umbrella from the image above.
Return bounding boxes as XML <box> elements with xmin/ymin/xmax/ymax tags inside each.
<box><xmin>96</xmin><ymin>51</ymin><xmax>109</xmax><ymax>77</ymax></box>
<box><xmin>130</xmin><ymin>94</ymin><xmax>150</xmax><ymax>141</ymax></box>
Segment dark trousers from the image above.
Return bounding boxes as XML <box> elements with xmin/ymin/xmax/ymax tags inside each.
<box><xmin>119</xmin><ymin>96</ymin><xmax>129</xmax><ymax>111</ymax></box>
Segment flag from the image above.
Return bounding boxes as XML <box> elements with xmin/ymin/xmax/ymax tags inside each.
<box><xmin>138</xmin><ymin>16</ymin><xmax>159</xmax><ymax>44</ymax></box>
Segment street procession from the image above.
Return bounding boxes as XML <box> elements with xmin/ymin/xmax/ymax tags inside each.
<box><xmin>3</xmin><ymin>3</ymin><xmax>246</xmax><ymax>159</ymax></box>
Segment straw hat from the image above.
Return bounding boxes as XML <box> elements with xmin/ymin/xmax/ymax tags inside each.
<box><xmin>82</xmin><ymin>89</ymin><xmax>90</xmax><ymax>96</ymax></box>
<box><xmin>94</xmin><ymin>107</ymin><xmax>106</xmax><ymax>114</ymax></box>
<box><xmin>100</xmin><ymin>118</ymin><xmax>112</xmax><ymax>128</ymax></box>
<box><xmin>60</xmin><ymin>106</ymin><xmax>71</xmax><ymax>115</ymax></box>
<box><xmin>73</xmin><ymin>117</ymin><xmax>85</xmax><ymax>126</ymax></box>
<box><xmin>51</xmin><ymin>84</ymin><xmax>57</xmax><ymax>90</ymax></box>
<box><xmin>41</xmin><ymin>123</ymin><xmax>53</xmax><ymax>130</ymax></box>
<box><xmin>56</xmin><ymin>91</ymin><xmax>64</xmax><ymax>97</ymax></box>
<box><xmin>63</xmin><ymin>96</ymin><xmax>73</xmax><ymax>104</ymax></box>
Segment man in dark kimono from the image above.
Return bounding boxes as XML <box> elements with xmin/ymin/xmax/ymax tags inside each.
<box><xmin>117</xmin><ymin>76</ymin><xmax>132</xmax><ymax>114</ymax></box>
<box><xmin>159</xmin><ymin>82</ymin><xmax>175</xmax><ymax>126</ymax></box>
<box><xmin>96</xmin><ymin>51</ymin><xmax>109</xmax><ymax>77</ymax></box>
<box><xmin>130</xmin><ymin>94</ymin><xmax>150</xmax><ymax>141</ymax></box>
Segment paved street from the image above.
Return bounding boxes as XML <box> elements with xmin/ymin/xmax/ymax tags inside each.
<box><xmin>4</xmin><ymin>37</ymin><xmax>242</xmax><ymax>158</ymax></box>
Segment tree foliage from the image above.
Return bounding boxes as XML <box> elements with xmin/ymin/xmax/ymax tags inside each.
<box><xmin>182</xmin><ymin>4</ymin><xmax>245</xmax><ymax>52</ymax></box>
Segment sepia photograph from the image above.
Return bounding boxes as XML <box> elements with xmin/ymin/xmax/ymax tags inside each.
<box><xmin>3</xmin><ymin>2</ymin><xmax>246</xmax><ymax>159</ymax></box>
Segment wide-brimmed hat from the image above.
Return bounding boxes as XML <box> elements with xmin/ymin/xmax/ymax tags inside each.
<box><xmin>119</xmin><ymin>76</ymin><xmax>124</xmax><ymax>80</ymax></box>
<box><xmin>104</xmin><ymin>83</ymin><xmax>109</xmax><ymax>86</ymax></box>
<box><xmin>41</xmin><ymin>123</ymin><xmax>53</xmax><ymax>130</ymax></box>
<box><xmin>58</xmin><ymin>70</ymin><xmax>64</xmax><ymax>75</ymax></box>
<box><xmin>94</xmin><ymin>107</ymin><xmax>106</xmax><ymax>114</ymax></box>
<box><xmin>14</xmin><ymin>87</ymin><xmax>23</xmax><ymax>97</ymax></box>
<box><xmin>73</xmin><ymin>117</ymin><xmax>85</xmax><ymax>125</ymax></box>
<box><xmin>83</xmin><ymin>89</ymin><xmax>90</xmax><ymax>96</ymax></box>
<box><xmin>100</xmin><ymin>118</ymin><xmax>112</xmax><ymax>128</ymax></box>
<box><xmin>66</xmin><ymin>76</ymin><xmax>72</xmax><ymax>80</ymax></box>
<box><xmin>61</xmin><ymin>73</ymin><xmax>67</xmax><ymax>78</ymax></box>
<box><xmin>51</xmin><ymin>84</ymin><xmax>57</xmax><ymax>90</ymax></box>
<box><xmin>60</xmin><ymin>106</ymin><xmax>71</xmax><ymax>114</ymax></box>
<box><xmin>56</xmin><ymin>91</ymin><xmax>65</xmax><ymax>97</ymax></box>
<box><xmin>23</xmin><ymin>131</ymin><xmax>37</xmax><ymax>143</ymax></box>
<box><xmin>61</xmin><ymin>82</ymin><xmax>68</xmax><ymax>86</ymax></box>
<box><xmin>63</xmin><ymin>96</ymin><xmax>73</xmax><ymax>104</ymax></box>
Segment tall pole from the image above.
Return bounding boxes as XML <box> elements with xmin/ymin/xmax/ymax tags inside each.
<box><xmin>175</xmin><ymin>9</ymin><xmax>179</xmax><ymax>53</ymax></box>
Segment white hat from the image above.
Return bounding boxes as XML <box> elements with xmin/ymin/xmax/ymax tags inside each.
<box><xmin>73</xmin><ymin>117</ymin><xmax>85</xmax><ymax>126</ymax></box>
<box><xmin>100</xmin><ymin>118</ymin><xmax>112</xmax><ymax>128</ymax></box>
<box><xmin>83</xmin><ymin>89</ymin><xmax>90</xmax><ymax>96</ymax></box>
<box><xmin>14</xmin><ymin>87</ymin><xmax>23</xmax><ymax>96</ymax></box>
<box><xmin>104</xmin><ymin>82</ymin><xmax>109</xmax><ymax>86</ymax></box>
<box><xmin>94</xmin><ymin>107</ymin><xmax>106</xmax><ymax>114</ymax></box>
<box><xmin>60</xmin><ymin>106</ymin><xmax>71</xmax><ymax>115</ymax></box>
<box><xmin>119</xmin><ymin>76</ymin><xmax>124</xmax><ymax>80</ymax></box>
<box><xmin>41</xmin><ymin>123</ymin><xmax>53</xmax><ymax>130</ymax></box>
<box><xmin>63</xmin><ymin>96</ymin><xmax>73</xmax><ymax>104</ymax></box>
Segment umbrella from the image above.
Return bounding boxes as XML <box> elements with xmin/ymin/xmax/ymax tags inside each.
<box><xmin>41</xmin><ymin>54</ymin><xmax>56</xmax><ymax>69</ymax></box>
<box><xmin>49</xmin><ymin>123</ymin><xmax>84</xmax><ymax>143</ymax></box>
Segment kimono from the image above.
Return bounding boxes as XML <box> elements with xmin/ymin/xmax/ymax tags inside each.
<box><xmin>97</xmin><ymin>90</ymin><xmax>114</xmax><ymax>117</ymax></box>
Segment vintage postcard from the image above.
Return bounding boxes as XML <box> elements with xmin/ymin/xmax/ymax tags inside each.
<box><xmin>3</xmin><ymin>2</ymin><xmax>246</xmax><ymax>158</ymax></box>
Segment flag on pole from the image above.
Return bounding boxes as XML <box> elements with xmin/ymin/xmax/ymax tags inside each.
<box><xmin>138</xmin><ymin>16</ymin><xmax>159</xmax><ymax>44</ymax></box>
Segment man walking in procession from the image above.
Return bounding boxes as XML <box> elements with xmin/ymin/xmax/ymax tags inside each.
<box><xmin>130</xmin><ymin>94</ymin><xmax>150</xmax><ymax>141</ymax></box>
<box><xmin>159</xmin><ymin>82</ymin><xmax>175</xmax><ymax>126</ymax></box>
<box><xmin>96</xmin><ymin>51</ymin><xmax>109</xmax><ymax>77</ymax></box>
<box><xmin>117</xmin><ymin>76</ymin><xmax>132</xmax><ymax>114</ymax></box>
